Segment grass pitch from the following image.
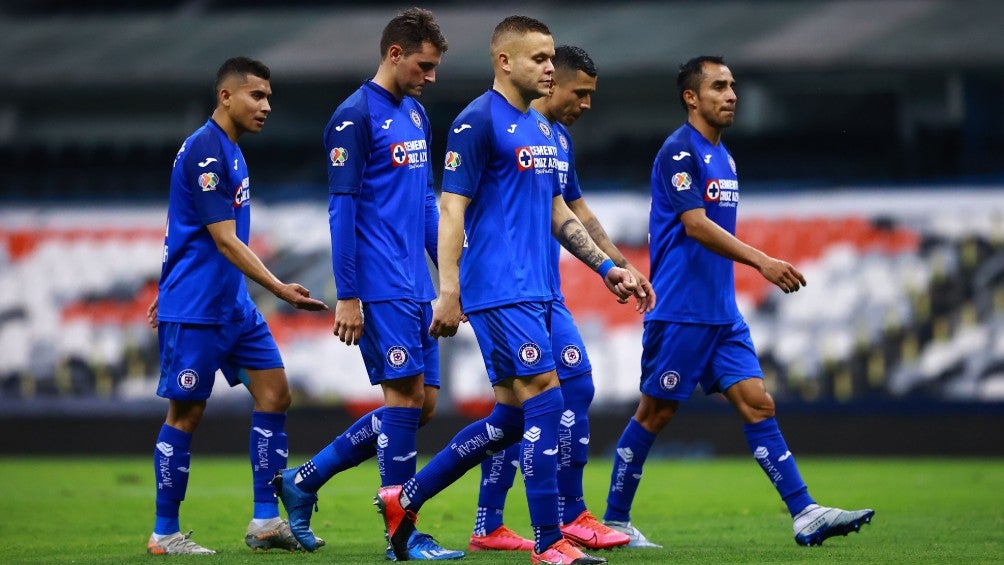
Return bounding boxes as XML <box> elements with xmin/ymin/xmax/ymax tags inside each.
<box><xmin>2</xmin><ymin>456</ymin><xmax>1002</xmax><ymax>564</ymax></box>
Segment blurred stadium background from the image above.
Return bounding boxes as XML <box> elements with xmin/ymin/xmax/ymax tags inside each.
<box><xmin>1</xmin><ymin>0</ymin><xmax>1002</xmax><ymax>456</ymax></box>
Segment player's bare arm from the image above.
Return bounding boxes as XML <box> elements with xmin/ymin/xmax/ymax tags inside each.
<box><xmin>679</xmin><ymin>207</ymin><xmax>806</xmax><ymax>293</ymax></box>
<box><xmin>568</xmin><ymin>197</ymin><xmax>656</xmax><ymax>312</ymax></box>
<box><xmin>333</xmin><ymin>298</ymin><xmax>364</xmax><ymax>345</ymax></box>
<box><xmin>146</xmin><ymin>296</ymin><xmax>159</xmax><ymax>329</ymax></box>
<box><xmin>429</xmin><ymin>192</ymin><xmax>470</xmax><ymax>338</ymax></box>
<box><xmin>552</xmin><ymin>196</ymin><xmax>639</xmax><ymax>301</ymax></box>
<box><xmin>205</xmin><ymin>220</ymin><xmax>329</xmax><ymax>310</ymax></box>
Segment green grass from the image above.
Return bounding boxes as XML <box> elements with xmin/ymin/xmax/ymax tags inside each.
<box><xmin>2</xmin><ymin>456</ymin><xmax>1002</xmax><ymax>564</ymax></box>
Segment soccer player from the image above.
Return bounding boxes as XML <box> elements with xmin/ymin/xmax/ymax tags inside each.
<box><xmin>376</xmin><ymin>16</ymin><xmax>641</xmax><ymax>565</ymax></box>
<box><xmin>146</xmin><ymin>56</ymin><xmax>328</xmax><ymax>555</ymax></box>
<box><xmin>601</xmin><ymin>55</ymin><xmax>875</xmax><ymax>548</ymax></box>
<box><xmin>467</xmin><ymin>45</ymin><xmax>654</xmax><ymax>554</ymax></box>
<box><xmin>270</xmin><ymin>8</ymin><xmax>462</xmax><ymax>560</ymax></box>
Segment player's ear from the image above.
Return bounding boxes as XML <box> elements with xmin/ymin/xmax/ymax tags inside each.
<box><xmin>388</xmin><ymin>44</ymin><xmax>403</xmax><ymax>64</ymax></box>
<box><xmin>497</xmin><ymin>51</ymin><xmax>511</xmax><ymax>73</ymax></box>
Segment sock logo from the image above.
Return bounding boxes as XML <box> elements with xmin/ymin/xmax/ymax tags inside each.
<box><xmin>753</xmin><ymin>446</ymin><xmax>784</xmax><ymax>485</ymax></box>
<box><xmin>253</xmin><ymin>427</ymin><xmax>274</xmax><ymax>438</ymax></box>
<box><xmin>560</xmin><ymin>410</ymin><xmax>576</xmax><ymax>428</ymax></box>
<box><xmin>616</xmin><ymin>447</ymin><xmax>634</xmax><ymax>463</ymax></box>
<box><xmin>543</xmin><ymin>446</ymin><xmax>559</xmax><ymax>456</ymax></box>
<box><xmin>579</xmin><ymin>436</ymin><xmax>590</xmax><ymax>445</ymax></box>
<box><xmin>377</xmin><ymin>433</ymin><xmax>390</xmax><ymax>449</ymax></box>
<box><xmin>392</xmin><ymin>451</ymin><xmax>418</xmax><ymax>462</ymax></box>
<box><xmin>275</xmin><ymin>449</ymin><xmax>288</xmax><ymax>458</ymax></box>
<box><xmin>156</xmin><ymin>442</ymin><xmax>174</xmax><ymax>457</ymax></box>
<box><xmin>754</xmin><ymin>446</ymin><xmax>770</xmax><ymax>459</ymax></box>
<box><xmin>486</xmin><ymin>423</ymin><xmax>504</xmax><ymax>441</ymax></box>
<box><xmin>177</xmin><ymin>467</ymin><xmax>190</xmax><ymax>473</ymax></box>
<box><xmin>523</xmin><ymin>426</ymin><xmax>542</xmax><ymax>443</ymax></box>
<box><xmin>778</xmin><ymin>451</ymin><xmax>792</xmax><ymax>462</ymax></box>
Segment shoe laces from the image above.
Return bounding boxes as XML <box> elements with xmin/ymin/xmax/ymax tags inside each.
<box><xmin>163</xmin><ymin>530</ymin><xmax>208</xmax><ymax>552</ymax></box>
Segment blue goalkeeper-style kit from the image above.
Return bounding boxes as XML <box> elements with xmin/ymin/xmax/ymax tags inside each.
<box><xmin>324</xmin><ymin>80</ymin><xmax>439</xmax><ymax>386</ymax></box>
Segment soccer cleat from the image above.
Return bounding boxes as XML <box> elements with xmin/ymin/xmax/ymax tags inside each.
<box><xmin>385</xmin><ymin>530</ymin><xmax>465</xmax><ymax>560</ymax></box>
<box><xmin>375</xmin><ymin>485</ymin><xmax>418</xmax><ymax>561</ymax></box>
<box><xmin>601</xmin><ymin>520</ymin><xmax>662</xmax><ymax>548</ymax></box>
<box><xmin>468</xmin><ymin>525</ymin><xmax>535</xmax><ymax>552</ymax></box>
<box><xmin>793</xmin><ymin>504</ymin><xmax>874</xmax><ymax>546</ymax></box>
<box><xmin>245</xmin><ymin>517</ymin><xmax>326</xmax><ymax>552</ymax></box>
<box><xmin>147</xmin><ymin>530</ymin><xmax>216</xmax><ymax>555</ymax></box>
<box><xmin>560</xmin><ymin>510</ymin><xmax>630</xmax><ymax>549</ymax></box>
<box><xmin>530</xmin><ymin>537</ymin><xmax>607</xmax><ymax>564</ymax></box>
<box><xmin>270</xmin><ymin>468</ymin><xmax>321</xmax><ymax>551</ymax></box>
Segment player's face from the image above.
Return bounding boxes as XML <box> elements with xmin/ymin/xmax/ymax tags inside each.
<box><xmin>550</xmin><ymin>69</ymin><xmax>597</xmax><ymax>126</ymax></box>
<box><xmin>509</xmin><ymin>32</ymin><xmax>555</xmax><ymax>101</ymax></box>
<box><xmin>222</xmin><ymin>74</ymin><xmax>272</xmax><ymax>136</ymax></box>
<box><xmin>693</xmin><ymin>63</ymin><xmax>736</xmax><ymax>129</ymax></box>
<box><xmin>393</xmin><ymin>41</ymin><xmax>443</xmax><ymax>98</ymax></box>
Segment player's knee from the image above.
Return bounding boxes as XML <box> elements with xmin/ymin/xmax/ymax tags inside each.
<box><xmin>740</xmin><ymin>392</ymin><xmax>775</xmax><ymax>422</ymax></box>
<box><xmin>256</xmin><ymin>387</ymin><xmax>292</xmax><ymax>413</ymax></box>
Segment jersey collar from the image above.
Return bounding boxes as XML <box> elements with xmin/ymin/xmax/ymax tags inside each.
<box><xmin>364</xmin><ymin>80</ymin><xmax>403</xmax><ymax>106</ymax></box>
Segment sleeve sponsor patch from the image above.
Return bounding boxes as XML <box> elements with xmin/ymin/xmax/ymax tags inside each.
<box><xmin>672</xmin><ymin>172</ymin><xmax>692</xmax><ymax>191</ymax></box>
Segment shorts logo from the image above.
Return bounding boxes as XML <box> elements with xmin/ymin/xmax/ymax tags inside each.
<box><xmin>705</xmin><ymin>180</ymin><xmax>721</xmax><ymax>202</ymax></box>
<box><xmin>515</xmin><ymin>147</ymin><xmax>534</xmax><ymax>171</ymax></box>
<box><xmin>672</xmin><ymin>172</ymin><xmax>691</xmax><ymax>191</ymax></box>
<box><xmin>198</xmin><ymin>172</ymin><xmax>219</xmax><ymax>191</ymax></box>
<box><xmin>390</xmin><ymin>142</ymin><xmax>409</xmax><ymax>167</ymax></box>
<box><xmin>659</xmin><ymin>370</ymin><xmax>680</xmax><ymax>391</ymax></box>
<box><xmin>518</xmin><ymin>342</ymin><xmax>542</xmax><ymax>366</ymax></box>
<box><xmin>329</xmin><ymin>147</ymin><xmax>348</xmax><ymax>167</ymax></box>
<box><xmin>558</xmin><ymin>134</ymin><xmax>568</xmax><ymax>153</ymax></box>
<box><xmin>560</xmin><ymin>345</ymin><xmax>582</xmax><ymax>367</ymax></box>
<box><xmin>177</xmin><ymin>369</ymin><xmax>199</xmax><ymax>391</ymax></box>
<box><xmin>410</xmin><ymin>109</ymin><xmax>423</xmax><ymax>129</ymax></box>
<box><xmin>537</xmin><ymin>120</ymin><xmax>552</xmax><ymax>138</ymax></box>
<box><xmin>386</xmin><ymin>346</ymin><xmax>409</xmax><ymax>368</ymax></box>
<box><xmin>444</xmin><ymin>151</ymin><xmax>461</xmax><ymax>171</ymax></box>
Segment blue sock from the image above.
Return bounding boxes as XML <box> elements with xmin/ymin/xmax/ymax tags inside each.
<box><xmin>296</xmin><ymin>408</ymin><xmax>383</xmax><ymax>493</ymax></box>
<box><xmin>521</xmin><ymin>387</ymin><xmax>564</xmax><ymax>553</ymax></box>
<box><xmin>474</xmin><ymin>444</ymin><xmax>520</xmax><ymax>536</ymax></box>
<box><xmin>743</xmin><ymin>418</ymin><xmax>815</xmax><ymax>516</ymax></box>
<box><xmin>379</xmin><ymin>407</ymin><xmax>422</xmax><ymax>486</ymax></box>
<box><xmin>153</xmin><ymin>424</ymin><xmax>191</xmax><ymax>535</ymax></box>
<box><xmin>557</xmin><ymin>374</ymin><xmax>593</xmax><ymax>524</ymax></box>
<box><xmin>250</xmin><ymin>411</ymin><xmax>287</xmax><ymax>519</ymax></box>
<box><xmin>401</xmin><ymin>403</ymin><xmax>523</xmax><ymax>512</ymax></box>
<box><xmin>603</xmin><ymin>418</ymin><xmax>655</xmax><ymax>523</ymax></box>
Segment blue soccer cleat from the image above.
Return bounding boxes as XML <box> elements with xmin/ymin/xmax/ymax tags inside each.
<box><xmin>793</xmin><ymin>504</ymin><xmax>875</xmax><ymax>546</ymax></box>
<box><xmin>270</xmin><ymin>468</ymin><xmax>321</xmax><ymax>551</ymax></box>
<box><xmin>385</xmin><ymin>530</ymin><xmax>466</xmax><ymax>561</ymax></box>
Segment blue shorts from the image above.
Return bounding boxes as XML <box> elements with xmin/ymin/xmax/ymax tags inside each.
<box><xmin>640</xmin><ymin>318</ymin><xmax>762</xmax><ymax>401</ymax></box>
<box><xmin>467</xmin><ymin>301</ymin><xmax>556</xmax><ymax>386</ymax></box>
<box><xmin>157</xmin><ymin>309</ymin><xmax>283</xmax><ymax>401</ymax></box>
<box><xmin>359</xmin><ymin>300</ymin><xmax>440</xmax><ymax>387</ymax></box>
<box><xmin>550</xmin><ymin>300</ymin><xmax>592</xmax><ymax>381</ymax></box>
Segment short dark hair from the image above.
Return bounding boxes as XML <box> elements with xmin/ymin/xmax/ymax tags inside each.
<box><xmin>491</xmin><ymin>15</ymin><xmax>551</xmax><ymax>50</ymax></box>
<box><xmin>553</xmin><ymin>45</ymin><xmax>597</xmax><ymax>78</ymax></box>
<box><xmin>380</xmin><ymin>7</ymin><xmax>448</xmax><ymax>57</ymax></box>
<box><xmin>677</xmin><ymin>55</ymin><xmax>725</xmax><ymax>109</ymax></box>
<box><xmin>215</xmin><ymin>56</ymin><xmax>270</xmax><ymax>92</ymax></box>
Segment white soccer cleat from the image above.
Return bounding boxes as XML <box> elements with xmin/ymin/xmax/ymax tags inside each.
<box><xmin>147</xmin><ymin>530</ymin><xmax>216</xmax><ymax>555</ymax></box>
<box><xmin>601</xmin><ymin>520</ymin><xmax>662</xmax><ymax>548</ymax></box>
<box><xmin>793</xmin><ymin>504</ymin><xmax>874</xmax><ymax>546</ymax></box>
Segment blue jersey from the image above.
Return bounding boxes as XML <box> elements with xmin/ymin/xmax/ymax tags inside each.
<box><xmin>647</xmin><ymin>122</ymin><xmax>741</xmax><ymax>324</ymax></box>
<box><xmin>324</xmin><ymin>81</ymin><xmax>437</xmax><ymax>303</ymax></box>
<box><xmin>548</xmin><ymin>121</ymin><xmax>583</xmax><ymax>302</ymax></box>
<box><xmin>158</xmin><ymin>118</ymin><xmax>254</xmax><ymax>324</ymax></box>
<box><xmin>442</xmin><ymin>90</ymin><xmax>561</xmax><ymax>313</ymax></box>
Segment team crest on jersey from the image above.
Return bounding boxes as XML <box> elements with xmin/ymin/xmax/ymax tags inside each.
<box><xmin>659</xmin><ymin>371</ymin><xmax>680</xmax><ymax>391</ymax></box>
<box><xmin>386</xmin><ymin>346</ymin><xmax>409</xmax><ymax>369</ymax></box>
<box><xmin>410</xmin><ymin>109</ymin><xmax>423</xmax><ymax>129</ymax></box>
<box><xmin>329</xmin><ymin>147</ymin><xmax>348</xmax><ymax>167</ymax></box>
<box><xmin>198</xmin><ymin>172</ymin><xmax>219</xmax><ymax>191</ymax></box>
<box><xmin>557</xmin><ymin>133</ymin><xmax>568</xmax><ymax>153</ymax></box>
<box><xmin>515</xmin><ymin>146</ymin><xmax>534</xmax><ymax>171</ymax></box>
<box><xmin>177</xmin><ymin>369</ymin><xmax>199</xmax><ymax>391</ymax></box>
<box><xmin>390</xmin><ymin>143</ymin><xmax>409</xmax><ymax>167</ymax></box>
<box><xmin>560</xmin><ymin>345</ymin><xmax>582</xmax><ymax>367</ymax></box>
<box><xmin>728</xmin><ymin>155</ymin><xmax>737</xmax><ymax>174</ymax></box>
<box><xmin>444</xmin><ymin>151</ymin><xmax>461</xmax><ymax>171</ymax></box>
<box><xmin>672</xmin><ymin>172</ymin><xmax>692</xmax><ymax>191</ymax></box>
<box><xmin>518</xmin><ymin>342</ymin><xmax>543</xmax><ymax>366</ymax></box>
<box><xmin>537</xmin><ymin>120</ymin><xmax>552</xmax><ymax>138</ymax></box>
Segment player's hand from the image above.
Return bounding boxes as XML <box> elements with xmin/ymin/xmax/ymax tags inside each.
<box><xmin>430</xmin><ymin>292</ymin><xmax>463</xmax><ymax>338</ymax></box>
<box><xmin>626</xmin><ymin>263</ymin><xmax>656</xmax><ymax>313</ymax></box>
<box><xmin>603</xmin><ymin>266</ymin><xmax>638</xmax><ymax>302</ymax></box>
<box><xmin>146</xmin><ymin>296</ymin><xmax>159</xmax><ymax>329</ymax></box>
<box><xmin>278</xmin><ymin>283</ymin><xmax>329</xmax><ymax>311</ymax></box>
<box><xmin>759</xmin><ymin>257</ymin><xmax>807</xmax><ymax>293</ymax></box>
<box><xmin>333</xmin><ymin>298</ymin><xmax>364</xmax><ymax>345</ymax></box>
